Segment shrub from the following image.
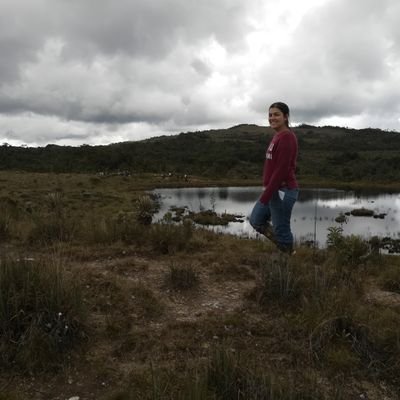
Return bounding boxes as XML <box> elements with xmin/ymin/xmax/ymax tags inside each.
<box><xmin>135</xmin><ymin>195</ymin><xmax>156</xmax><ymax>225</ymax></box>
<box><xmin>327</xmin><ymin>227</ymin><xmax>369</xmax><ymax>266</ymax></box>
<box><xmin>309</xmin><ymin>309</ymin><xmax>400</xmax><ymax>381</ymax></box>
<box><xmin>28</xmin><ymin>193</ymin><xmax>76</xmax><ymax>244</ymax></box>
<box><xmin>81</xmin><ymin>215</ymin><xmax>116</xmax><ymax>244</ymax></box>
<box><xmin>115</xmin><ymin>346</ymin><xmax>325</xmax><ymax>399</ymax></box>
<box><xmin>113</xmin><ymin>212</ymin><xmax>149</xmax><ymax>246</ymax></box>
<box><xmin>326</xmin><ymin>226</ymin><xmax>345</xmax><ymax>249</ymax></box>
<box><xmin>189</xmin><ymin>346</ymin><xmax>323</xmax><ymax>399</ymax></box>
<box><xmin>0</xmin><ymin>255</ymin><xmax>86</xmax><ymax>371</ymax></box>
<box><xmin>131</xmin><ymin>284</ymin><xmax>165</xmax><ymax>319</ymax></box>
<box><xmin>166</xmin><ymin>264</ymin><xmax>199</xmax><ymax>291</ymax></box>
<box><xmin>0</xmin><ymin>209</ymin><xmax>11</xmax><ymax>242</ymax></box>
<box><xmin>255</xmin><ymin>255</ymin><xmax>302</xmax><ymax>306</ymax></box>
<box><xmin>379</xmin><ymin>264</ymin><xmax>400</xmax><ymax>294</ymax></box>
<box><xmin>0</xmin><ymin>195</ymin><xmax>18</xmax><ymax>242</ymax></box>
<box><xmin>79</xmin><ymin>212</ymin><xmax>149</xmax><ymax>247</ymax></box>
<box><xmin>149</xmin><ymin>220</ymin><xmax>193</xmax><ymax>254</ymax></box>
<box><xmin>350</xmin><ymin>208</ymin><xmax>374</xmax><ymax>217</ymax></box>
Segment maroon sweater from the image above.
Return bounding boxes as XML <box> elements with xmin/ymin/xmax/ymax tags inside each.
<box><xmin>260</xmin><ymin>129</ymin><xmax>298</xmax><ymax>204</ymax></box>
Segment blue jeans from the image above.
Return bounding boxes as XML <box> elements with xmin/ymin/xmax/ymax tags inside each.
<box><xmin>249</xmin><ymin>188</ymin><xmax>299</xmax><ymax>247</ymax></box>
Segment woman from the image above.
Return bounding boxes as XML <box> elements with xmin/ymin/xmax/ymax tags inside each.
<box><xmin>249</xmin><ymin>102</ymin><xmax>299</xmax><ymax>254</ymax></box>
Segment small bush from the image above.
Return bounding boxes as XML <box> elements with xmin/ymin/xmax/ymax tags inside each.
<box><xmin>309</xmin><ymin>308</ymin><xmax>400</xmax><ymax>381</ymax></box>
<box><xmin>131</xmin><ymin>284</ymin><xmax>165</xmax><ymax>319</ymax></box>
<box><xmin>326</xmin><ymin>226</ymin><xmax>345</xmax><ymax>250</ymax></box>
<box><xmin>191</xmin><ymin>346</ymin><xmax>322</xmax><ymax>399</ymax></box>
<box><xmin>0</xmin><ymin>210</ymin><xmax>11</xmax><ymax>242</ymax></box>
<box><xmin>166</xmin><ymin>264</ymin><xmax>199</xmax><ymax>291</ymax></box>
<box><xmin>149</xmin><ymin>220</ymin><xmax>193</xmax><ymax>254</ymax></box>
<box><xmin>116</xmin><ymin>346</ymin><xmax>324</xmax><ymax>399</ymax></box>
<box><xmin>256</xmin><ymin>256</ymin><xmax>302</xmax><ymax>306</ymax></box>
<box><xmin>81</xmin><ymin>215</ymin><xmax>115</xmax><ymax>244</ymax></box>
<box><xmin>379</xmin><ymin>264</ymin><xmax>400</xmax><ymax>293</ymax></box>
<box><xmin>28</xmin><ymin>193</ymin><xmax>76</xmax><ymax>244</ymax></box>
<box><xmin>79</xmin><ymin>213</ymin><xmax>149</xmax><ymax>246</ymax></box>
<box><xmin>186</xmin><ymin>210</ymin><xmax>241</xmax><ymax>226</ymax></box>
<box><xmin>113</xmin><ymin>212</ymin><xmax>149</xmax><ymax>246</ymax></box>
<box><xmin>350</xmin><ymin>208</ymin><xmax>374</xmax><ymax>217</ymax></box>
<box><xmin>0</xmin><ymin>196</ymin><xmax>18</xmax><ymax>242</ymax></box>
<box><xmin>135</xmin><ymin>195</ymin><xmax>156</xmax><ymax>225</ymax></box>
<box><xmin>28</xmin><ymin>213</ymin><xmax>76</xmax><ymax>244</ymax></box>
<box><xmin>0</xmin><ymin>255</ymin><xmax>86</xmax><ymax>371</ymax></box>
<box><xmin>327</xmin><ymin>227</ymin><xmax>369</xmax><ymax>266</ymax></box>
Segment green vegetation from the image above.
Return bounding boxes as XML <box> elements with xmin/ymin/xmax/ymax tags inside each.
<box><xmin>165</xmin><ymin>264</ymin><xmax>199</xmax><ymax>291</ymax></box>
<box><xmin>350</xmin><ymin>208</ymin><xmax>374</xmax><ymax>217</ymax></box>
<box><xmin>0</xmin><ymin>172</ymin><xmax>399</xmax><ymax>399</ymax></box>
<box><xmin>0</xmin><ymin>255</ymin><xmax>85</xmax><ymax>372</ymax></box>
<box><xmin>1</xmin><ymin>124</ymin><xmax>400</xmax><ymax>189</ymax></box>
<box><xmin>187</xmin><ymin>210</ymin><xmax>243</xmax><ymax>226</ymax></box>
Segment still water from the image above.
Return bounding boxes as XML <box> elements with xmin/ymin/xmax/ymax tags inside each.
<box><xmin>153</xmin><ymin>187</ymin><xmax>400</xmax><ymax>247</ymax></box>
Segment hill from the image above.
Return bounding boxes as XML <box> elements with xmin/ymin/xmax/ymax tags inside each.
<box><xmin>1</xmin><ymin>124</ymin><xmax>400</xmax><ymax>187</ymax></box>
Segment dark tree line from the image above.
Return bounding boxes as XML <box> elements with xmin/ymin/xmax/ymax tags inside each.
<box><xmin>1</xmin><ymin>124</ymin><xmax>400</xmax><ymax>184</ymax></box>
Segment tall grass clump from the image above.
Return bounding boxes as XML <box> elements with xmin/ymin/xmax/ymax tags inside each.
<box><xmin>255</xmin><ymin>255</ymin><xmax>303</xmax><ymax>307</ymax></box>
<box><xmin>165</xmin><ymin>263</ymin><xmax>199</xmax><ymax>291</ymax></box>
<box><xmin>252</xmin><ymin>244</ymin><xmax>365</xmax><ymax>313</ymax></box>
<box><xmin>326</xmin><ymin>227</ymin><xmax>370</xmax><ymax>267</ymax></box>
<box><xmin>28</xmin><ymin>192</ymin><xmax>76</xmax><ymax>244</ymax></box>
<box><xmin>181</xmin><ymin>346</ymin><xmax>323</xmax><ymax>399</ymax></box>
<box><xmin>0</xmin><ymin>196</ymin><xmax>18</xmax><ymax>242</ymax></box>
<box><xmin>0</xmin><ymin>255</ymin><xmax>86</xmax><ymax>371</ymax></box>
<box><xmin>80</xmin><ymin>212</ymin><xmax>149</xmax><ymax>246</ymax></box>
<box><xmin>0</xmin><ymin>209</ymin><xmax>11</xmax><ymax>242</ymax></box>
<box><xmin>150</xmin><ymin>219</ymin><xmax>194</xmax><ymax>254</ymax></box>
<box><xmin>309</xmin><ymin>305</ymin><xmax>400</xmax><ymax>384</ymax></box>
<box><xmin>80</xmin><ymin>214</ymin><xmax>115</xmax><ymax>244</ymax></box>
<box><xmin>113</xmin><ymin>211</ymin><xmax>150</xmax><ymax>246</ymax></box>
<box><xmin>135</xmin><ymin>195</ymin><xmax>156</xmax><ymax>225</ymax></box>
<box><xmin>112</xmin><ymin>346</ymin><xmax>326</xmax><ymax>399</ymax></box>
<box><xmin>378</xmin><ymin>263</ymin><xmax>400</xmax><ymax>293</ymax></box>
<box><xmin>203</xmin><ymin>347</ymin><xmax>323</xmax><ymax>399</ymax></box>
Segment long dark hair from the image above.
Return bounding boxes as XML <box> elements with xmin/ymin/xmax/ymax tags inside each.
<box><xmin>269</xmin><ymin>102</ymin><xmax>290</xmax><ymax>127</ymax></box>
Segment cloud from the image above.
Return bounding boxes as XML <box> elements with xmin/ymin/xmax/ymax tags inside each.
<box><xmin>0</xmin><ymin>112</ymin><xmax>168</xmax><ymax>146</ymax></box>
<box><xmin>56</xmin><ymin>0</ymin><xmax>251</xmax><ymax>59</ymax></box>
<box><xmin>251</xmin><ymin>0</ymin><xmax>400</xmax><ymax>127</ymax></box>
<box><xmin>0</xmin><ymin>0</ymin><xmax>258</xmax><ymax>144</ymax></box>
<box><xmin>0</xmin><ymin>0</ymin><xmax>400</xmax><ymax>146</ymax></box>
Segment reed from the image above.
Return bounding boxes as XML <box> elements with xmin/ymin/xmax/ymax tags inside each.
<box><xmin>0</xmin><ymin>254</ymin><xmax>86</xmax><ymax>371</ymax></box>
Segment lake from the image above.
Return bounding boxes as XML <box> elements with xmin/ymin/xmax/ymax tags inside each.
<box><xmin>153</xmin><ymin>187</ymin><xmax>400</xmax><ymax>247</ymax></box>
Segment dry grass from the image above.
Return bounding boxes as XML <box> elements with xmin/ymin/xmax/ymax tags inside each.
<box><xmin>165</xmin><ymin>264</ymin><xmax>200</xmax><ymax>291</ymax></box>
<box><xmin>0</xmin><ymin>171</ymin><xmax>399</xmax><ymax>399</ymax></box>
<box><xmin>0</xmin><ymin>253</ymin><xmax>86</xmax><ymax>372</ymax></box>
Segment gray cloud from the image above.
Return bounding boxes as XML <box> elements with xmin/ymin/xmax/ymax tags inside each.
<box><xmin>0</xmin><ymin>1</ymin><xmax>50</xmax><ymax>81</ymax></box>
<box><xmin>0</xmin><ymin>0</ymin><xmax>400</xmax><ymax>145</ymax></box>
<box><xmin>56</xmin><ymin>0</ymin><xmax>250</xmax><ymax>59</ymax></box>
<box><xmin>0</xmin><ymin>0</ymin><xmax>253</xmax><ymax>132</ymax></box>
<box><xmin>251</xmin><ymin>0</ymin><xmax>400</xmax><ymax>127</ymax></box>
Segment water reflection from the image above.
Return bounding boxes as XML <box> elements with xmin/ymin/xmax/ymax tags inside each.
<box><xmin>153</xmin><ymin>187</ymin><xmax>400</xmax><ymax>247</ymax></box>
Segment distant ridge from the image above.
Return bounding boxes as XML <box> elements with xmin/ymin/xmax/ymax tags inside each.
<box><xmin>1</xmin><ymin>124</ymin><xmax>399</xmax><ymax>186</ymax></box>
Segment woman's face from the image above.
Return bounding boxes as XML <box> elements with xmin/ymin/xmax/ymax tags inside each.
<box><xmin>268</xmin><ymin>107</ymin><xmax>288</xmax><ymax>131</ymax></box>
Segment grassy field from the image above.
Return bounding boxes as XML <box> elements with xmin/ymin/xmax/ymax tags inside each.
<box><xmin>0</xmin><ymin>171</ymin><xmax>400</xmax><ymax>399</ymax></box>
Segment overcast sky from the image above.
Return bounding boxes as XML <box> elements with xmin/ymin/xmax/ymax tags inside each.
<box><xmin>1</xmin><ymin>0</ymin><xmax>399</xmax><ymax>146</ymax></box>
